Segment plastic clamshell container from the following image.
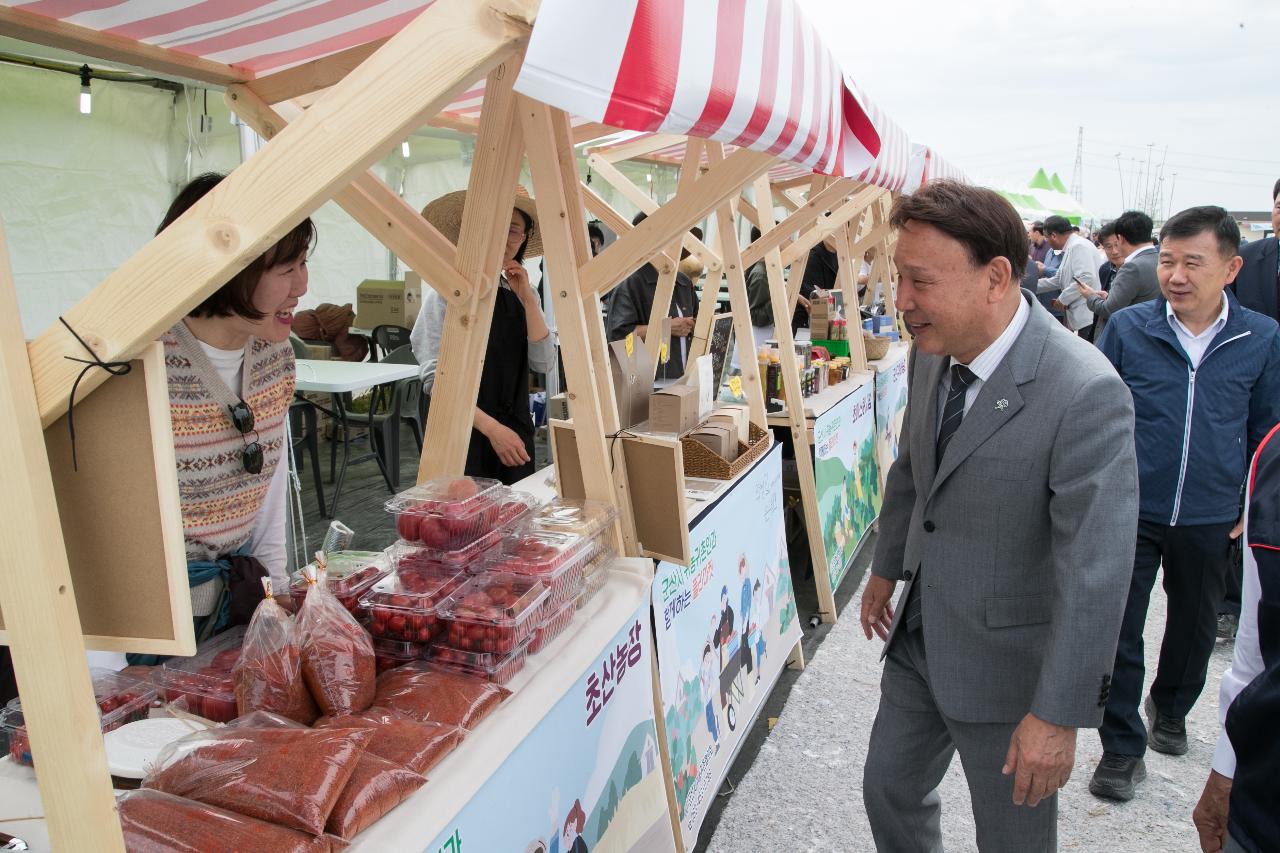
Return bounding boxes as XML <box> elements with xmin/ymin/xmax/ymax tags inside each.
<box><xmin>289</xmin><ymin>563</ymin><xmax>386</xmax><ymax>618</ymax></box>
<box><xmin>2</xmin><ymin>668</ymin><xmax>157</xmax><ymax>766</ymax></box>
<box><xmin>392</xmin><ymin>535</ymin><xmax>499</xmax><ymax>578</ymax></box>
<box><xmin>576</xmin><ymin>546</ymin><xmax>616</xmax><ymax>610</ymax></box>
<box><xmin>158</xmin><ymin>625</ymin><xmax>245</xmax><ymax>723</ymax></box>
<box><xmin>529</xmin><ymin>599</ymin><xmax>576</xmax><ymax>654</ymax></box>
<box><xmin>385</xmin><ymin>476</ymin><xmax>503</xmax><ymax>551</ymax></box>
<box><xmin>484</xmin><ymin>530</ymin><xmax>594</xmax><ymax>612</ymax></box>
<box><xmin>372</xmin><ymin>638</ymin><xmax>429</xmax><ymax>674</ymax></box>
<box><xmin>298</xmin><ymin>551</ymin><xmax>386</xmax><ymax>595</ymax></box>
<box><xmin>528</xmin><ymin>498</ymin><xmax>619</xmax><ymax>539</ymax></box>
<box><xmin>437</xmin><ymin>572</ymin><xmax>548</xmax><ymax>656</ymax></box>
<box><xmin>360</xmin><ymin>564</ymin><xmax>466</xmax><ymax>643</ymax></box>
<box><xmin>430</xmin><ymin>638</ymin><xmax>531</xmax><ymax>685</ymax></box>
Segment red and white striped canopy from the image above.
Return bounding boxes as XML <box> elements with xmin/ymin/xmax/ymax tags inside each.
<box><xmin>516</xmin><ymin>0</ymin><xmax>882</xmax><ymax>179</ymax></box>
<box><xmin>906</xmin><ymin>143</ymin><xmax>969</xmax><ymax>191</ymax></box>
<box><xmin>0</xmin><ymin>0</ymin><xmax>438</xmax><ymax>75</ymax></box>
<box><xmin>851</xmin><ymin>85</ymin><xmax>911</xmax><ymax>193</ymax></box>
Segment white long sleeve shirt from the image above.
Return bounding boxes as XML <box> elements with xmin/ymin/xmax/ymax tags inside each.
<box><xmin>1036</xmin><ymin>233</ymin><xmax>1099</xmax><ymax>331</ymax></box>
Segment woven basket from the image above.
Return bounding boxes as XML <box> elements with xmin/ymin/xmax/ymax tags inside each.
<box><xmin>863</xmin><ymin>333</ymin><xmax>890</xmax><ymax>361</ymax></box>
<box><xmin>682</xmin><ymin>423</ymin><xmax>772</xmax><ymax>480</ymax></box>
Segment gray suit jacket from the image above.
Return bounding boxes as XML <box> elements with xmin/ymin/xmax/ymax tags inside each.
<box><xmin>1232</xmin><ymin>236</ymin><xmax>1278</xmax><ymax>321</ymax></box>
<box><xmin>1086</xmin><ymin>246</ymin><xmax>1160</xmax><ymax>339</ymax></box>
<box><xmin>871</xmin><ymin>293</ymin><xmax>1139</xmax><ymax>727</ymax></box>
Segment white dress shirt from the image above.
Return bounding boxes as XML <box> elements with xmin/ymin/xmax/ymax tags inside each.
<box><xmin>1166</xmin><ymin>293</ymin><xmax>1229</xmax><ymax>369</ymax></box>
<box><xmin>936</xmin><ymin>294</ymin><xmax>1031</xmax><ymax>432</ymax></box>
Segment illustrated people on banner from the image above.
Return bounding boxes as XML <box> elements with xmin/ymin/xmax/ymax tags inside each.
<box><xmin>738</xmin><ymin>556</ymin><xmax>754</xmax><ymax>678</ymax></box>
<box><xmin>714</xmin><ymin>586</ymin><xmax>735</xmax><ymax>652</ymax></box>
<box><xmin>700</xmin><ymin>642</ymin><xmax>721</xmax><ymax>749</ymax></box>
<box><xmin>751</xmin><ymin>579</ymin><xmax>768</xmax><ymax>683</ymax></box>
<box><xmin>562</xmin><ymin>799</ymin><xmax>588</xmax><ymax>853</ymax></box>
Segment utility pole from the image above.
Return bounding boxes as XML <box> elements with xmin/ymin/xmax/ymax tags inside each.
<box><xmin>1070</xmin><ymin>126</ymin><xmax>1084</xmax><ymax>202</ymax></box>
<box><xmin>1115</xmin><ymin>153</ymin><xmax>1126</xmax><ymax>210</ymax></box>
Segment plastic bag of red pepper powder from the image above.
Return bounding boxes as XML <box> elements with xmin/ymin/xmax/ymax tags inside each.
<box><xmin>118</xmin><ymin>789</ymin><xmax>341</xmax><ymax>853</ymax></box>
<box><xmin>143</xmin><ymin>724</ymin><xmax>372</xmax><ymax>836</ymax></box>
<box><xmin>297</xmin><ymin>558</ymin><xmax>377</xmax><ymax>717</ymax></box>
<box><xmin>326</xmin><ymin>751</ymin><xmax>425</xmax><ymax>839</ymax></box>
<box><xmin>233</xmin><ymin>579</ymin><xmax>319</xmax><ymax>724</ymax></box>
<box><xmin>316</xmin><ymin>707</ymin><xmax>462</xmax><ymax>775</ymax></box>
<box><xmin>372</xmin><ymin>662</ymin><xmax>509</xmax><ymax>730</ymax></box>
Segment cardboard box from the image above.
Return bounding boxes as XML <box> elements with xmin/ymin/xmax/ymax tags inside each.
<box><xmin>714</xmin><ymin>404</ymin><xmax>751</xmax><ymax>444</ymax></box>
<box><xmin>689</xmin><ymin>424</ymin><xmax>737</xmax><ymax>460</ymax></box>
<box><xmin>608</xmin><ymin>336</ymin><xmax>653</xmax><ymax>428</ymax></box>
<box><xmin>705</xmin><ymin>414</ymin><xmax>742</xmax><ymax>446</ymax></box>
<box><xmin>809</xmin><ymin>296</ymin><xmax>831</xmax><ymax>318</ymax></box>
<box><xmin>810</xmin><ymin>320</ymin><xmax>829</xmax><ymax>339</ymax></box>
<box><xmin>649</xmin><ymin>385</ymin><xmax>700</xmax><ymax>434</ymax></box>
<box><xmin>547</xmin><ymin>393</ymin><xmax>570</xmax><ymax>421</ymax></box>
<box><xmin>355</xmin><ymin>274</ymin><xmax>422</xmax><ymax>330</ymax></box>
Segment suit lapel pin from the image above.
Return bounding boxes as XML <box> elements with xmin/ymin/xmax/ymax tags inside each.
<box><xmin>995</xmin><ymin>399</ymin><xmax>1009</xmax><ymax>411</ymax></box>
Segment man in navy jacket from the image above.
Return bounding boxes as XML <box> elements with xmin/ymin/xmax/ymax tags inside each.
<box><xmin>1091</xmin><ymin>206</ymin><xmax>1280</xmax><ymax>802</ymax></box>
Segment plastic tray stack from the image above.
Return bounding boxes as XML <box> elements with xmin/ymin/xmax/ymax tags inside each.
<box><xmin>157</xmin><ymin>625</ymin><xmax>246</xmax><ymax>723</ymax></box>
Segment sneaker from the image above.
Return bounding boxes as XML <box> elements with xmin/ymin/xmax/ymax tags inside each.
<box><xmin>1144</xmin><ymin>695</ymin><xmax>1188</xmax><ymax>755</ymax></box>
<box><xmin>1217</xmin><ymin>613</ymin><xmax>1239</xmax><ymax>640</ymax></box>
<box><xmin>1089</xmin><ymin>752</ymin><xmax>1147</xmax><ymax>801</ymax></box>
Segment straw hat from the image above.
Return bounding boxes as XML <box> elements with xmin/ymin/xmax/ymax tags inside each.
<box><xmin>420</xmin><ymin>186</ymin><xmax>542</xmax><ymax>259</ymax></box>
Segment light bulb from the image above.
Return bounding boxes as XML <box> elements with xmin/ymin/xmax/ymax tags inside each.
<box><xmin>401</xmin><ymin>141</ymin><xmax>411</xmax><ymax>158</ymax></box>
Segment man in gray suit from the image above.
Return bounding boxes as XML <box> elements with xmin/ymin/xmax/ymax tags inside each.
<box><xmin>860</xmin><ymin>182</ymin><xmax>1139</xmax><ymax>852</ymax></box>
<box><xmin>1076</xmin><ymin>210</ymin><xmax>1161</xmax><ymax>341</ymax></box>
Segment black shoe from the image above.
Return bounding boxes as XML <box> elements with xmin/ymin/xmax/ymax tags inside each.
<box><xmin>1144</xmin><ymin>695</ymin><xmax>1188</xmax><ymax>755</ymax></box>
<box><xmin>1090</xmin><ymin>752</ymin><xmax>1147</xmax><ymax>801</ymax></box>
<box><xmin>1217</xmin><ymin>613</ymin><xmax>1239</xmax><ymax>640</ymax></box>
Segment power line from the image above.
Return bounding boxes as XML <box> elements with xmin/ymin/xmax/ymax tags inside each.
<box><xmin>1088</xmin><ymin>137</ymin><xmax>1280</xmax><ymax>167</ymax></box>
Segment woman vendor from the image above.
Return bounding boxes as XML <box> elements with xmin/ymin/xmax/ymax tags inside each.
<box><xmin>410</xmin><ymin>189</ymin><xmax>555</xmax><ymax>485</ymax></box>
<box><xmin>156</xmin><ymin>173</ymin><xmax>313</xmax><ymax>638</ymax></box>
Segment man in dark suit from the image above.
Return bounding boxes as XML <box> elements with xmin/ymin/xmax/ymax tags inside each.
<box><xmin>1077</xmin><ymin>210</ymin><xmax>1161</xmax><ymax>342</ymax></box>
<box><xmin>861</xmin><ymin>182</ymin><xmax>1138</xmax><ymax>851</ymax></box>
<box><xmin>1097</xmin><ymin>222</ymin><xmax>1121</xmax><ymax>291</ymax></box>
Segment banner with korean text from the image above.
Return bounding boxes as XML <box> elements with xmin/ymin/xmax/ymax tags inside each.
<box><xmin>652</xmin><ymin>444</ymin><xmax>799</xmax><ymax>848</ymax></box>
<box><xmin>874</xmin><ymin>345</ymin><xmax>910</xmax><ymax>487</ymax></box>
<box><xmin>425</xmin><ymin>599</ymin><xmax>675</xmax><ymax>853</ymax></box>
<box><xmin>813</xmin><ymin>378</ymin><xmax>883</xmax><ymax>593</ymax></box>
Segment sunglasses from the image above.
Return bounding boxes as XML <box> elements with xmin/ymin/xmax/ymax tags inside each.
<box><xmin>228</xmin><ymin>400</ymin><xmax>264</xmax><ymax>475</ymax></box>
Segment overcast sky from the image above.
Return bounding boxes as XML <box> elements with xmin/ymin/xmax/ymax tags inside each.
<box><xmin>797</xmin><ymin>0</ymin><xmax>1278</xmax><ymax>220</ymax></box>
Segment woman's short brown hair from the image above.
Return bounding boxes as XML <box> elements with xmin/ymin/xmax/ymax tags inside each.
<box><xmin>157</xmin><ymin>173</ymin><xmax>316</xmax><ymax>321</ymax></box>
<box><xmin>890</xmin><ymin>181</ymin><xmax>1028</xmax><ymax>282</ymax></box>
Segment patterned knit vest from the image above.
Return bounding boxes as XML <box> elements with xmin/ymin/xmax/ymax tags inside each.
<box><xmin>163</xmin><ymin>322</ymin><xmax>294</xmax><ymax>563</ymax></box>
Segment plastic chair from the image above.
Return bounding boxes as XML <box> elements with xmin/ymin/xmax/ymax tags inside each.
<box><xmin>377</xmin><ymin>345</ymin><xmax>425</xmax><ymax>453</ymax></box>
<box><xmin>371</xmin><ymin>324</ymin><xmax>412</xmax><ymax>362</ymax></box>
<box><xmin>287</xmin><ymin>337</ymin><xmax>327</xmax><ymax>516</ymax></box>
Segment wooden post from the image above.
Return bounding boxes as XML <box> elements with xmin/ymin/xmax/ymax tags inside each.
<box><xmin>0</xmin><ymin>218</ymin><xmax>124</xmax><ymax>851</ymax></box>
<box><xmin>642</xmin><ymin>140</ymin><xmax>703</xmax><ymax>385</ymax></box>
<box><xmin>521</xmin><ymin>98</ymin><xmax>633</xmax><ymax>553</ymax></box>
<box><xmin>753</xmin><ymin>174</ymin><xmax>838</xmax><ymax>622</ymax></box>
<box><xmin>417</xmin><ymin>58</ymin><xmax>527</xmax><ymax>482</ymax></box>
<box><xmin>834</xmin><ymin>222</ymin><xmax>870</xmax><ymax>372</ymax></box>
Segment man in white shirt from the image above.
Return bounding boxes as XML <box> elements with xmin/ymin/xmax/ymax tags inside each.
<box><xmin>1035</xmin><ymin>216</ymin><xmax>1098</xmax><ymax>335</ymax></box>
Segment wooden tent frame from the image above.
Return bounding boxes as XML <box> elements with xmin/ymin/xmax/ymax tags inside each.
<box><xmin>0</xmin><ymin>1</ymin><xmax>902</xmax><ymax>846</ymax></box>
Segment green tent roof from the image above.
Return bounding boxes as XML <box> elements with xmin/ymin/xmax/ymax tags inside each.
<box><xmin>1050</xmin><ymin>173</ymin><xmax>1069</xmax><ymax>193</ymax></box>
<box><xmin>1028</xmin><ymin>168</ymin><xmax>1053</xmax><ymax>191</ymax></box>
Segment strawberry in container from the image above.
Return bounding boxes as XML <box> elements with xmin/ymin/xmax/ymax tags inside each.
<box><xmin>159</xmin><ymin>626</ymin><xmax>245</xmax><ymax>722</ymax></box>
<box><xmin>485</xmin><ymin>530</ymin><xmax>590</xmax><ymax>613</ymax></box>
<box><xmin>386</xmin><ymin>476</ymin><xmax>504</xmax><ymax>552</ymax></box>
<box><xmin>286</xmin><ymin>551</ymin><xmax>388</xmax><ymax>617</ymax></box>
<box><xmin>437</xmin><ymin>572</ymin><xmax>547</xmax><ymax>658</ymax></box>
<box><xmin>528</xmin><ymin>598</ymin><xmax>577</xmax><ymax>654</ymax></box>
<box><xmin>372</xmin><ymin>638</ymin><xmax>427</xmax><ymax>674</ymax></box>
<box><xmin>430</xmin><ymin>638</ymin><xmax>531</xmax><ymax>686</ymax></box>
<box><xmin>360</xmin><ymin>561</ymin><xmax>465</xmax><ymax>644</ymax></box>
<box><xmin>2</xmin><ymin>669</ymin><xmax>157</xmax><ymax>766</ymax></box>
<box><xmin>576</xmin><ymin>545</ymin><xmax>616</xmax><ymax>610</ymax></box>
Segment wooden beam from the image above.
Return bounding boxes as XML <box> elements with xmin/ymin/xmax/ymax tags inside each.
<box><xmin>417</xmin><ymin>58</ymin><xmax>526</xmax><ymax>482</ymax></box>
<box><xmin>580</xmin><ymin>149</ymin><xmax>774</xmax><ymax>297</ymax></box>
<box><xmin>848</xmin><ymin>220</ymin><xmax>893</xmax><ymax>265</ymax></box>
<box><xmin>741</xmin><ymin>178</ymin><xmax>867</xmax><ymax>267</ymax></box>
<box><xmin>226</xmin><ymin>87</ymin><xmax>475</xmax><ymax>306</ymax></box>
<box><xmin>522</xmin><ymin>99</ymin><xmax>634</xmax><ymax>552</ymax></box>
<box><xmin>581</xmin><ymin>184</ymin><xmax>678</xmax><ymax>275</ymax></box>
<box><xmin>590</xmin><ymin>132</ymin><xmax>685</xmax><ymax>164</ymax></box>
<box><xmin>0</xmin><ymin>218</ymin><xmax>123</xmax><ymax>851</ymax></box>
<box><xmin>571</xmin><ymin>122</ymin><xmax>615</xmax><ymax>145</ymax></box>
<box><xmin>0</xmin><ymin>5</ymin><xmax>245</xmax><ymax>87</ymax></box>
<box><xmin>27</xmin><ymin>0</ymin><xmax>530</xmax><ymax>429</ymax></box>
<box><xmin>642</xmin><ymin>139</ymin><xmax>703</xmax><ymax>384</ymax></box>
<box><xmin>248</xmin><ymin>39</ymin><xmax>388</xmax><ymax>104</ymax></box>
<box><xmin>773</xmin><ymin>175</ymin><xmax>813</xmax><ymax>191</ymax></box>
<box><xmin>586</xmin><ymin>155</ymin><xmax>722</xmax><ymax>273</ymax></box>
<box><xmin>772</xmin><ymin>184</ymin><xmax>882</xmax><ymax>269</ymax></box>
<box><xmin>752</xmin><ymin>173</ymin><xmax>837</xmax><ymax>620</ymax></box>
<box><xmin>833</xmin><ymin>221</ymin><xmax>869</xmax><ymax>372</ymax></box>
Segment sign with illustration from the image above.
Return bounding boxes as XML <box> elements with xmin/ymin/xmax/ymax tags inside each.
<box><xmin>874</xmin><ymin>346</ymin><xmax>910</xmax><ymax>485</ymax></box>
<box><xmin>652</xmin><ymin>445</ymin><xmax>799</xmax><ymax>848</ymax></box>
<box><xmin>426</xmin><ymin>600</ymin><xmax>675</xmax><ymax>853</ymax></box>
<box><xmin>813</xmin><ymin>378</ymin><xmax>883</xmax><ymax>592</ymax></box>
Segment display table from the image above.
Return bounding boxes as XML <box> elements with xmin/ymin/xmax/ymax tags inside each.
<box><xmin>0</xmin><ymin>559</ymin><xmax>672</xmax><ymax>853</ymax></box>
<box><xmin>766</xmin><ymin>371</ymin><xmax>876</xmax><ymax>441</ymax></box>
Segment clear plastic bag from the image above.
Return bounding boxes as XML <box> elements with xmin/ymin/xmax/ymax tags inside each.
<box><xmin>298</xmin><ymin>559</ymin><xmax>377</xmax><ymax>717</ymax></box>
<box><xmin>119</xmin><ymin>789</ymin><xmax>339</xmax><ymax>853</ymax></box>
<box><xmin>315</xmin><ymin>707</ymin><xmax>461</xmax><ymax>775</ymax></box>
<box><xmin>372</xmin><ymin>662</ymin><xmax>510</xmax><ymax>730</ymax></box>
<box><xmin>142</xmin><ymin>724</ymin><xmax>372</xmax><ymax>836</ymax></box>
<box><xmin>326</xmin><ymin>752</ymin><xmax>425</xmax><ymax>839</ymax></box>
<box><xmin>234</xmin><ymin>579</ymin><xmax>319</xmax><ymax>725</ymax></box>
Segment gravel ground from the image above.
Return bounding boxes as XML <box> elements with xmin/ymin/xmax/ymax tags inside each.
<box><xmin>706</xmin><ymin>573</ymin><xmax>1233</xmax><ymax>853</ymax></box>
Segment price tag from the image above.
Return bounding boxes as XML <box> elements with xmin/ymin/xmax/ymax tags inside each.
<box><xmin>658</xmin><ymin>341</ymin><xmax>669</xmax><ymax>364</ymax></box>
<box><xmin>728</xmin><ymin>375</ymin><xmax>744</xmax><ymax>397</ymax></box>
<box><xmin>625</xmin><ymin>333</ymin><xmax>634</xmax><ymax>357</ymax></box>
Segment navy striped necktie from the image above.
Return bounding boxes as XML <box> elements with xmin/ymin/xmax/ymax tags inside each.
<box><xmin>937</xmin><ymin>364</ymin><xmax>978</xmax><ymax>462</ymax></box>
